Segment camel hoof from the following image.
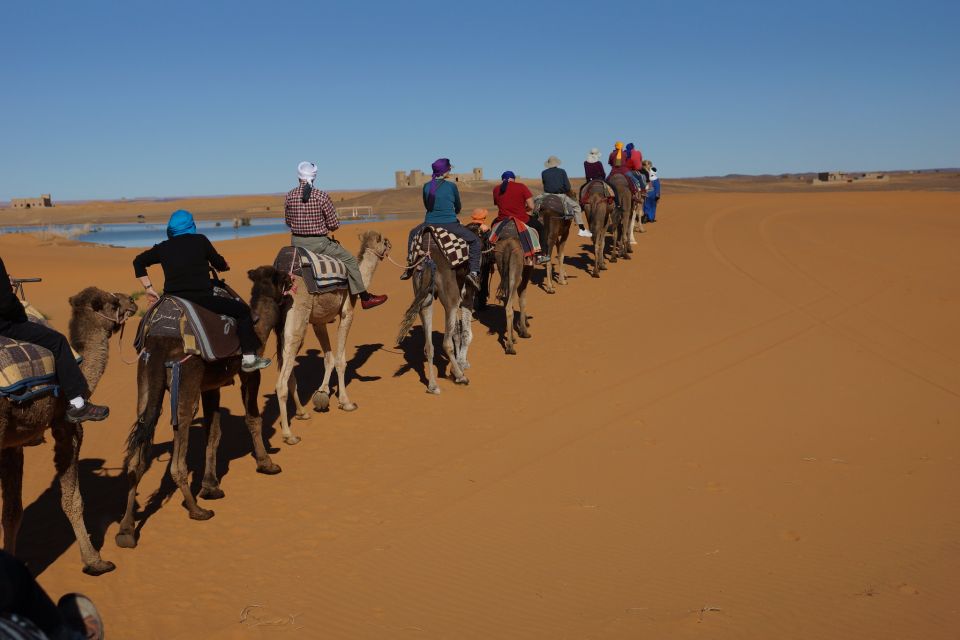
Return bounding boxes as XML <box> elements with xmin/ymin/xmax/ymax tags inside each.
<box><xmin>115</xmin><ymin>532</ymin><xmax>137</xmax><ymax>549</ymax></box>
<box><xmin>312</xmin><ymin>391</ymin><xmax>330</xmax><ymax>412</ymax></box>
<box><xmin>189</xmin><ymin>507</ymin><xmax>215</xmax><ymax>521</ymax></box>
<box><xmin>545</xmin><ymin>288</ymin><xmax>556</xmax><ymax>295</ymax></box>
<box><xmin>283</xmin><ymin>435</ymin><xmax>301</xmax><ymax>446</ymax></box>
<box><xmin>505</xmin><ymin>346</ymin><xmax>517</xmax><ymax>355</ymax></box>
<box><xmin>454</xmin><ymin>377</ymin><xmax>469</xmax><ymax>386</ymax></box>
<box><xmin>295</xmin><ymin>412</ymin><xmax>311</xmax><ymax>421</ymax></box>
<box><xmin>82</xmin><ymin>560</ymin><xmax>116</xmax><ymax>576</ymax></box>
<box><xmin>198</xmin><ymin>486</ymin><xmax>225</xmax><ymax>500</ymax></box>
<box><xmin>257</xmin><ymin>462</ymin><xmax>282</xmax><ymax>475</ymax></box>
<box><xmin>339</xmin><ymin>402</ymin><xmax>358</xmax><ymax>412</ymax></box>
<box><xmin>599</xmin><ymin>264</ymin><xmax>608</xmax><ymax>271</ymax></box>
<box><xmin>592</xmin><ymin>272</ymin><xmax>600</xmax><ymax>278</ymax></box>
<box><xmin>623</xmin><ymin>253</ymin><xmax>632</xmax><ymax>260</ymax></box>
<box><xmin>426</xmin><ymin>385</ymin><xmax>441</xmax><ymax>395</ymax></box>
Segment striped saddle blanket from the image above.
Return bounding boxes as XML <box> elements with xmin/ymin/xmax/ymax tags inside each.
<box><xmin>273</xmin><ymin>246</ymin><xmax>349</xmax><ymax>294</ymax></box>
<box><xmin>134</xmin><ymin>289</ymin><xmax>242</xmax><ymax>362</ymax></box>
<box><xmin>407</xmin><ymin>225</ymin><xmax>470</xmax><ymax>269</ymax></box>
<box><xmin>489</xmin><ymin>218</ymin><xmax>541</xmax><ymax>258</ymax></box>
<box><xmin>0</xmin><ymin>304</ymin><xmax>82</xmax><ymax>402</ymax></box>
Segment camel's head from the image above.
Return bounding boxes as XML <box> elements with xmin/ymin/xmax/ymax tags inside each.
<box><xmin>358</xmin><ymin>230</ymin><xmax>391</xmax><ymax>261</ymax></box>
<box><xmin>248</xmin><ymin>265</ymin><xmax>291</xmax><ymax>303</ymax></box>
<box><xmin>68</xmin><ymin>287</ymin><xmax>137</xmax><ymax>334</ymax></box>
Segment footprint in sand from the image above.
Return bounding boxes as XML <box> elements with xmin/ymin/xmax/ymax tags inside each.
<box><xmin>779</xmin><ymin>530</ymin><xmax>802</xmax><ymax>542</ymax></box>
<box><xmin>897</xmin><ymin>583</ymin><xmax>920</xmax><ymax>596</ymax></box>
<box><xmin>706</xmin><ymin>481</ymin><xmax>726</xmax><ymax>493</ymax></box>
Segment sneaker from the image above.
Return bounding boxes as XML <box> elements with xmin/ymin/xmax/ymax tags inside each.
<box><xmin>578</xmin><ymin>228</ymin><xmax>593</xmax><ymax>238</ymax></box>
<box><xmin>536</xmin><ymin>255</ymin><xmax>551</xmax><ymax>265</ymax></box>
<box><xmin>241</xmin><ymin>356</ymin><xmax>272</xmax><ymax>373</ymax></box>
<box><xmin>65</xmin><ymin>402</ymin><xmax>109</xmax><ymax>424</ymax></box>
<box><xmin>641</xmin><ymin>214</ymin><xmax>649</xmax><ymax>223</ymax></box>
<box><xmin>361</xmin><ymin>293</ymin><xmax>388</xmax><ymax>310</ymax></box>
<box><xmin>465</xmin><ymin>272</ymin><xmax>481</xmax><ymax>290</ymax></box>
<box><xmin>399</xmin><ymin>269</ymin><xmax>412</xmax><ymax>281</ymax></box>
<box><xmin>58</xmin><ymin>593</ymin><xmax>104</xmax><ymax>640</ymax></box>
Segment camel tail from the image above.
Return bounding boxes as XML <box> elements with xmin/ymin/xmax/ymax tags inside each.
<box><xmin>396</xmin><ymin>265</ymin><xmax>435</xmax><ymax>346</ymax></box>
<box><xmin>123</xmin><ymin>353</ymin><xmax>166</xmax><ymax>471</ymax></box>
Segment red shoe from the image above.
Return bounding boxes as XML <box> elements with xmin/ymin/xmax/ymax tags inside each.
<box><xmin>360</xmin><ymin>293</ymin><xmax>387</xmax><ymax>310</ymax></box>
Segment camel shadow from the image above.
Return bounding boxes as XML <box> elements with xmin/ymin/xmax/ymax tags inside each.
<box><xmin>394</xmin><ymin>326</ymin><xmax>454</xmax><ymax>385</ymax></box>
<box><xmin>18</xmin><ymin>458</ymin><xmax>127</xmax><ymax>576</ymax></box>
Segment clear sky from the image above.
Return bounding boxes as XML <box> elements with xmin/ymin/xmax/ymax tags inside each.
<box><xmin>1</xmin><ymin>0</ymin><xmax>958</xmax><ymax>201</ymax></box>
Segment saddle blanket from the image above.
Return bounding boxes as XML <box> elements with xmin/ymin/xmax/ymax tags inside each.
<box><xmin>134</xmin><ymin>292</ymin><xmax>241</xmax><ymax>362</ymax></box>
<box><xmin>489</xmin><ymin>218</ymin><xmax>541</xmax><ymax>258</ymax></box>
<box><xmin>534</xmin><ymin>194</ymin><xmax>574</xmax><ymax>219</ymax></box>
<box><xmin>407</xmin><ymin>225</ymin><xmax>470</xmax><ymax>269</ymax></box>
<box><xmin>0</xmin><ymin>305</ymin><xmax>82</xmax><ymax>402</ymax></box>
<box><xmin>273</xmin><ymin>246</ymin><xmax>349</xmax><ymax>294</ymax></box>
<box><xmin>580</xmin><ymin>179</ymin><xmax>616</xmax><ymax>206</ymax></box>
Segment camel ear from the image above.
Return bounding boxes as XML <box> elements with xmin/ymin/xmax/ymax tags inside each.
<box><xmin>247</xmin><ymin>268</ymin><xmax>257</xmax><ymax>281</ymax></box>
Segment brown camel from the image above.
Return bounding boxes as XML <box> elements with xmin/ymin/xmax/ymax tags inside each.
<box><xmin>494</xmin><ymin>221</ymin><xmax>533</xmax><ymax>355</ymax></box>
<box><xmin>275</xmin><ymin>231</ymin><xmax>390</xmax><ymax>445</ymax></box>
<box><xmin>397</xmin><ymin>232</ymin><xmax>474</xmax><ymax>393</ymax></box>
<box><xmin>0</xmin><ymin>287</ymin><xmax>136</xmax><ymax>575</ymax></box>
<box><xmin>537</xmin><ymin>198</ymin><xmax>572</xmax><ymax>294</ymax></box>
<box><xmin>115</xmin><ymin>267</ymin><xmax>287</xmax><ymax>548</ymax></box>
<box><xmin>583</xmin><ymin>181</ymin><xmax>612</xmax><ymax>278</ymax></box>
<box><xmin>607</xmin><ymin>174</ymin><xmax>634</xmax><ymax>263</ymax></box>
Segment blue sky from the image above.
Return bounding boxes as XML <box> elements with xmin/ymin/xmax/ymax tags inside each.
<box><xmin>1</xmin><ymin>0</ymin><xmax>957</xmax><ymax>200</ymax></box>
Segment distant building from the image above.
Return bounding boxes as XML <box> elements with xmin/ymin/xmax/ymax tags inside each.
<box><xmin>10</xmin><ymin>194</ymin><xmax>54</xmax><ymax>208</ymax></box>
<box><xmin>395</xmin><ymin>168</ymin><xmax>484</xmax><ymax>188</ymax></box>
<box><xmin>813</xmin><ymin>172</ymin><xmax>889</xmax><ymax>186</ymax></box>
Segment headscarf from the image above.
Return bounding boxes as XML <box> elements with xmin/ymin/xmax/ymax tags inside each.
<box><xmin>586</xmin><ymin>148</ymin><xmax>601</xmax><ymax>163</ymax></box>
<box><xmin>499</xmin><ymin>170</ymin><xmax>516</xmax><ymax>195</ymax></box>
<box><xmin>166</xmin><ymin>209</ymin><xmax>196</xmax><ymax>238</ymax></box>
<box><xmin>297</xmin><ymin>161</ymin><xmax>318</xmax><ymax>203</ymax></box>
<box><xmin>426</xmin><ymin>158</ymin><xmax>452</xmax><ymax>211</ymax></box>
<box><xmin>471</xmin><ymin>208</ymin><xmax>488</xmax><ymax>223</ymax></box>
<box><xmin>625</xmin><ymin>142</ymin><xmax>635</xmax><ymax>160</ymax></box>
<box><xmin>614</xmin><ymin>141</ymin><xmax>624</xmax><ymax>167</ymax></box>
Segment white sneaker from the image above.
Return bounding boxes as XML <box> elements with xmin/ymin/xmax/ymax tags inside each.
<box><xmin>578</xmin><ymin>229</ymin><xmax>593</xmax><ymax>238</ymax></box>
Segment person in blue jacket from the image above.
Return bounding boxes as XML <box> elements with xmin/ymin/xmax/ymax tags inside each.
<box><xmin>642</xmin><ymin>161</ymin><xmax>661</xmax><ymax>223</ymax></box>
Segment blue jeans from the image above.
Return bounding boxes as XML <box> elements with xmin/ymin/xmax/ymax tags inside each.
<box><xmin>408</xmin><ymin>222</ymin><xmax>482</xmax><ymax>273</ymax></box>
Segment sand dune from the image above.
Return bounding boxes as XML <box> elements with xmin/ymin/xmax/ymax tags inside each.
<box><xmin>7</xmin><ymin>190</ymin><xmax>960</xmax><ymax>638</ymax></box>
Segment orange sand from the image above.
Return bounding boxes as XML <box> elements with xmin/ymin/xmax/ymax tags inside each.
<box><xmin>7</xmin><ymin>190</ymin><xmax>960</xmax><ymax>639</ymax></box>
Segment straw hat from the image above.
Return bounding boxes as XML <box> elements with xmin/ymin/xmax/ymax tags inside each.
<box><xmin>544</xmin><ymin>155</ymin><xmax>562</xmax><ymax>168</ymax></box>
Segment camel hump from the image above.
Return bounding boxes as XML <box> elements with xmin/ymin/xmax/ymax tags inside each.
<box><xmin>134</xmin><ymin>295</ymin><xmax>241</xmax><ymax>362</ymax></box>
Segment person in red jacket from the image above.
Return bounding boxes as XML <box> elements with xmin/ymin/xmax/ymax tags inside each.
<box><xmin>492</xmin><ymin>171</ymin><xmax>549</xmax><ymax>264</ymax></box>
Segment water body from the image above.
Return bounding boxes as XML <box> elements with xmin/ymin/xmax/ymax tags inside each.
<box><xmin>0</xmin><ymin>216</ymin><xmax>395</xmax><ymax>248</ymax></box>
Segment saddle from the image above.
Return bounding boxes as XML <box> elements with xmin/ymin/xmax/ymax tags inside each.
<box><xmin>0</xmin><ymin>305</ymin><xmax>81</xmax><ymax>402</ymax></box>
<box><xmin>273</xmin><ymin>246</ymin><xmax>349</xmax><ymax>294</ymax></box>
<box><xmin>536</xmin><ymin>194</ymin><xmax>572</xmax><ymax>219</ymax></box>
<box><xmin>134</xmin><ymin>286</ymin><xmax>243</xmax><ymax>362</ymax></box>
<box><xmin>406</xmin><ymin>225</ymin><xmax>470</xmax><ymax>270</ymax></box>
<box><xmin>580</xmin><ymin>179</ymin><xmax>615</xmax><ymax>206</ymax></box>
<box><xmin>608</xmin><ymin>172</ymin><xmax>639</xmax><ymax>198</ymax></box>
<box><xmin>489</xmin><ymin>218</ymin><xmax>541</xmax><ymax>258</ymax></box>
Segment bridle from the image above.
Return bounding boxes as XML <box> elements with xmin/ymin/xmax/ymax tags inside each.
<box><xmin>93</xmin><ymin>292</ymin><xmax>138</xmax><ymax>365</ymax></box>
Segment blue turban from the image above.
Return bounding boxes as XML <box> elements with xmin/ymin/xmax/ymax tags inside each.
<box><xmin>499</xmin><ymin>170</ymin><xmax>516</xmax><ymax>195</ymax></box>
<box><xmin>166</xmin><ymin>209</ymin><xmax>196</xmax><ymax>238</ymax></box>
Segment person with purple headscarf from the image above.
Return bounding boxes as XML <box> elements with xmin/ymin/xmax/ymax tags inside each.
<box><xmin>402</xmin><ymin>158</ymin><xmax>482</xmax><ymax>290</ymax></box>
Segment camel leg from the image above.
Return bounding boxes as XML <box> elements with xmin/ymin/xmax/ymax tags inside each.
<box><xmin>503</xmin><ymin>280</ymin><xmax>517</xmax><ymax>355</ymax></box>
<box><xmin>543</xmin><ymin>246</ymin><xmax>556</xmax><ymax>294</ymax></box>
<box><xmin>0</xmin><ymin>446</ymin><xmax>24</xmax><ymax>554</ymax></box>
<box><xmin>443</xmin><ymin>305</ymin><xmax>468</xmax><ymax>384</ymax></box>
<box><xmin>332</xmin><ymin>309</ymin><xmax>357</xmax><ymax>411</ymax></box>
<box><xmin>311</xmin><ymin>321</ymin><xmax>336</xmax><ymax>412</ymax></box>
<box><xmin>557</xmin><ymin>236</ymin><xmax>569</xmax><ymax>285</ymax></box>
<box><xmin>276</xmin><ymin>312</ymin><xmax>309</xmax><ymax>446</ymax></box>
<box><xmin>420</xmin><ymin>304</ymin><xmax>440</xmax><ymax>394</ymax></box>
<box><xmin>277</xmin><ymin>345</ymin><xmax>309</xmax><ymax>421</ymax></box>
<box><xmin>169</xmin><ymin>378</ymin><xmax>212</xmax><ymax>521</ymax></box>
<box><xmin>239</xmin><ymin>370</ymin><xmax>280</xmax><ymax>475</ymax></box>
<box><xmin>51</xmin><ymin>422</ymin><xmax>115</xmax><ymax>575</ymax></box>
<box><xmin>517</xmin><ymin>268</ymin><xmax>532</xmax><ymax>339</ymax></box>
<box><xmin>198</xmin><ymin>389</ymin><xmax>225</xmax><ymax>500</ymax></box>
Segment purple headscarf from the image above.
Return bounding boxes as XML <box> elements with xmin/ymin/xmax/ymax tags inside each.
<box><xmin>425</xmin><ymin>158</ymin><xmax>452</xmax><ymax>211</ymax></box>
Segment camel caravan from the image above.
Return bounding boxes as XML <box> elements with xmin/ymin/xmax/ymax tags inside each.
<box><xmin>0</xmin><ymin>145</ymin><xmax>661</xmax><ymax>574</ymax></box>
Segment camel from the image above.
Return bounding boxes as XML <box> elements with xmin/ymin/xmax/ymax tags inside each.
<box><xmin>537</xmin><ymin>198</ymin><xmax>572</xmax><ymax>294</ymax></box>
<box><xmin>627</xmin><ymin>189</ymin><xmax>646</xmax><ymax>247</ymax></box>
<box><xmin>0</xmin><ymin>287</ymin><xmax>136</xmax><ymax>575</ymax></box>
<box><xmin>494</xmin><ymin>221</ymin><xmax>533</xmax><ymax>355</ymax></box>
<box><xmin>397</xmin><ymin>231</ymin><xmax>474</xmax><ymax>393</ymax></box>
<box><xmin>274</xmin><ymin>231</ymin><xmax>391</xmax><ymax>445</ymax></box>
<box><xmin>115</xmin><ymin>266</ymin><xmax>287</xmax><ymax>548</ymax></box>
<box><xmin>581</xmin><ymin>182</ymin><xmax>612</xmax><ymax>278</ymax></box>
<box><xmin>607</xmin><ymin>174</ymin><xmax>635</xmax><ymax>263</ymax></box>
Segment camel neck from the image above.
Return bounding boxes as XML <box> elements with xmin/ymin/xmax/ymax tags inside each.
<box><xmin>73</xmin><ymin>322</ymin><xmax>112</xmax><ymax>394</ymax></box>
<box><xmin>357</xmin><ymin>248</ymin><xmax>380</xmax><ymax>290</ymax></box>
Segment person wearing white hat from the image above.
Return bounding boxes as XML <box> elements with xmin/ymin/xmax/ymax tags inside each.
<box><xmin>537</xmin><ymin>156</ymin><xmax>592</xmax><ymax>238</ymax></box>
<box><xmin>581</xmin><ymin>148</ymin><xmax>618</xmax><ymax>207</ymax></box>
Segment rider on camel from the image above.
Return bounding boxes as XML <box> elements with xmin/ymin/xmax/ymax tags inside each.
<box><xmin>492</xmin><ymin>171</ymin><xmax>549</xmax><ymax>265</ymax></box>
<box><xmin>402</xmin><ymin>158</ymin><xmax>483</xmax><ymax>290</ymax></box>
<box><xmin>284</xmin><ymin>161</ymin><xmax>387</xmax><ymax>310</ymax></box>
<box><xmin>582</xmin><ymin>148</ymin><xmax>619</xmax><ymax>208</ymax></box>
<box><xmin>536</xmin><ymin>156</ymin><xmax>592</xmax><ymax>238</ymax></box>
<box><xmin>133</xmin><ymin>209</ymin><xmax>271</xmax><ymax>373</ymax></box>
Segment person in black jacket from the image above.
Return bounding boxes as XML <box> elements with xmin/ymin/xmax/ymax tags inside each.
<box><xmin>0</xmin><ymin>258</ymin><xmax>108</xmax><ymax>423</ymax></box>
<box><xmin>132</xmin><ymin>210</ymin><xmax>270</xmax><ymax>372</ymax></box>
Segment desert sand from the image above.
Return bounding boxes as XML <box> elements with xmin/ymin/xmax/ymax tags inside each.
<box><xmin>6</xmin><ymin>189</ymin><xmax>960</xmax><ymax>638</ymax></box>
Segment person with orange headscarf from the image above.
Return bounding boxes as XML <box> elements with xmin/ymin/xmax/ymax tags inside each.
<box><xmin>607</xmin><ymin>141</ymin><xmax>632</xmax><ymax>178</ymax></box>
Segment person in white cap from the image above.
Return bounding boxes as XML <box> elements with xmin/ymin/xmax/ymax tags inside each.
<box><xmin>536</xmin><ymin>156</ymin><xmax>592</xmax><ymax>238</ymax></box>
<box><xmin>283</xmin><ymin>162</ymin><xmax>387</xmax><ymax>310</ymax></box>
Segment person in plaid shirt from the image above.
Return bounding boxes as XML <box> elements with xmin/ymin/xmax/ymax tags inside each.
<box><xmin>284</xmin><ymin>162</ymin><xmax>387</xmax><ymax>310</ymax></box>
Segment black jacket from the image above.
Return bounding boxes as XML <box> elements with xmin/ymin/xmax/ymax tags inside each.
<box><xmin>0</xmin><ymin>256</ymin><xmax>28</xmax><ymax>328</ymax></box>
<box><xmin>133</xmin><ymin>234</ymin><xmax>229</xmax><ymax>296</ymax></box>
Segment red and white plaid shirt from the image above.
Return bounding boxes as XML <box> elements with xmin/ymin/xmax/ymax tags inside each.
<box><xmin>284</xmin><ymin>181</ymin><xmax>340</xmax><ymax>236</ymax></box>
